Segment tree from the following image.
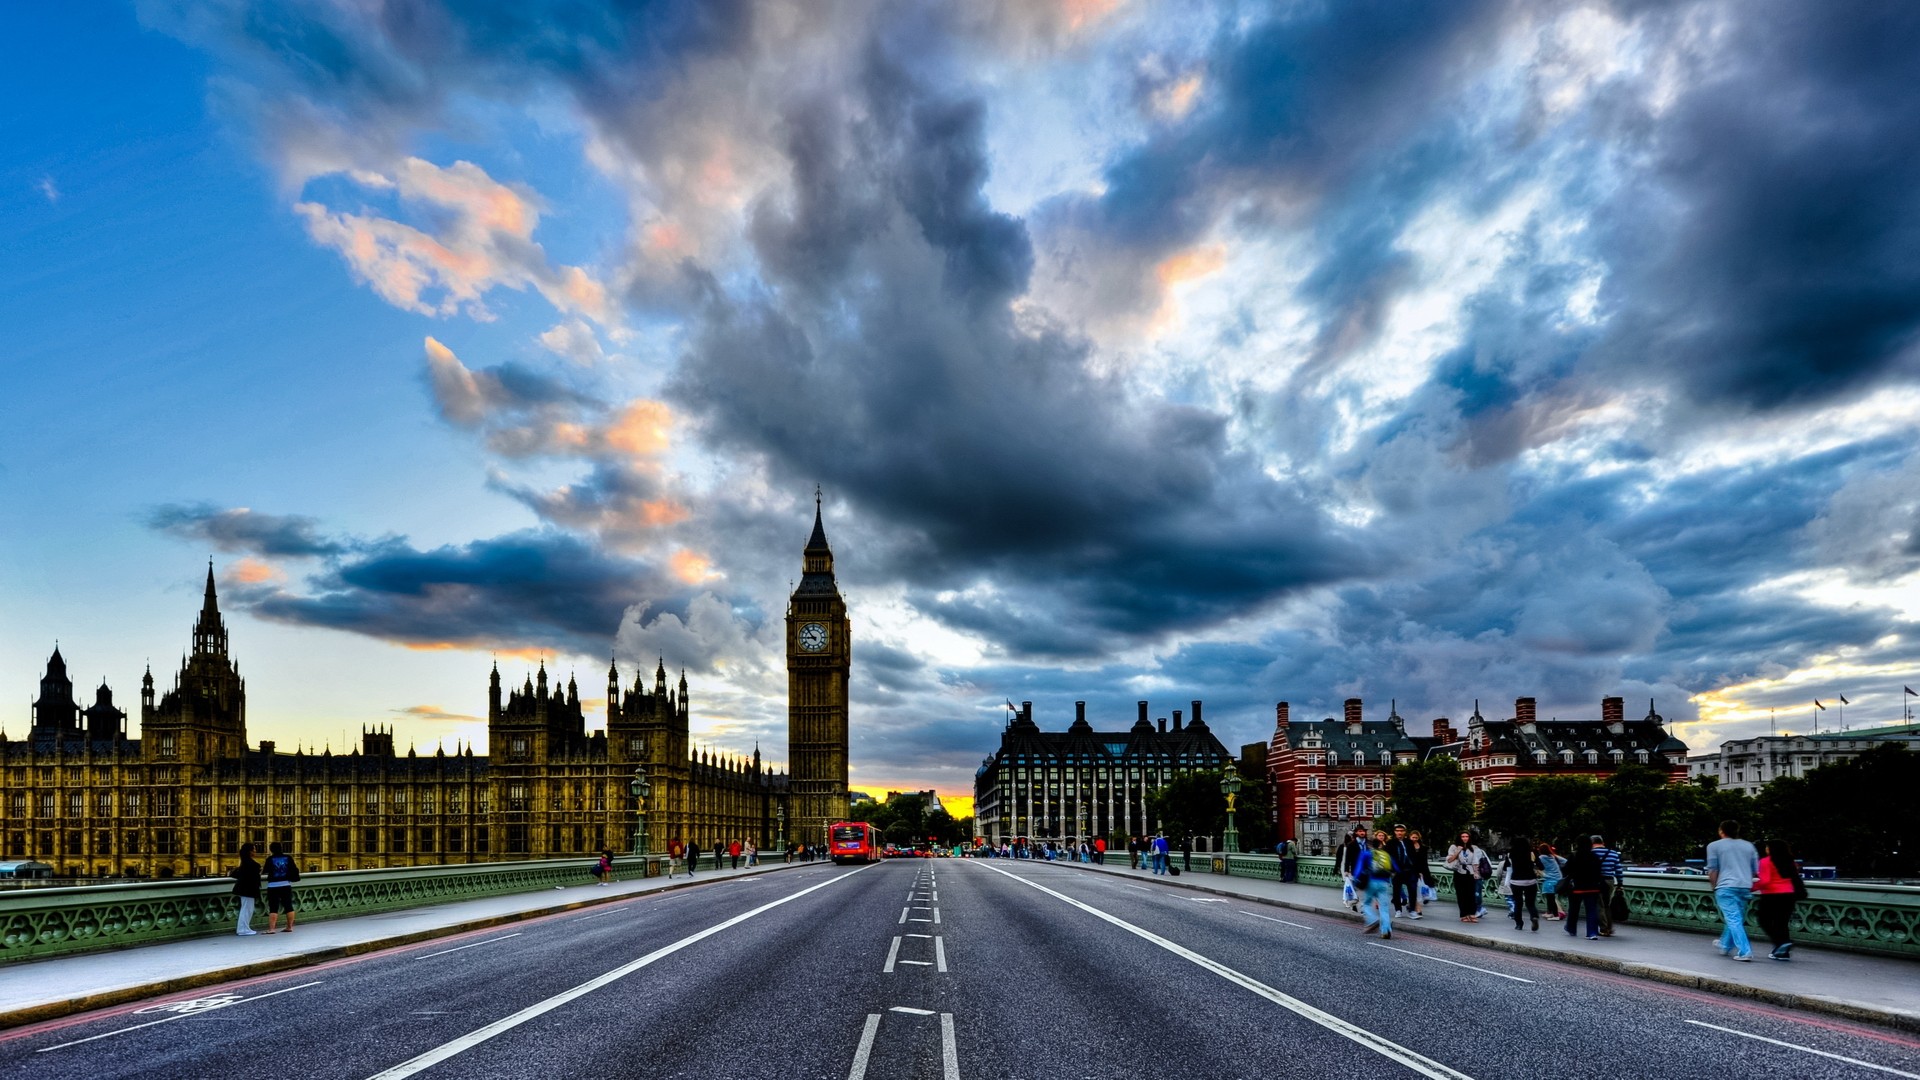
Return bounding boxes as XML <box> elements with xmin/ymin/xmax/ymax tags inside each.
<box><xmin>1146</xmin><ymin>771</ymin><xmax>1225</xmax><ymax>843</ymax></box>
<box><xmin>1232</xmin><ymin>776</ymin><xmax>1277</xmax><ymax>853</ymax></box>
<box><xmin>1479</xmin><ymin>775</ymin><xmax>1600</xmax><ymax>851</ymax></box>
<box><xmin>1755</xmin><ymin>745</ymin><xmax>1917</xmax><ymax>878</ymax></box>
<box><xmin>1381</xmin><ymin>757</ymin><xmax>1474</xmax><ymax>842</ymax></box>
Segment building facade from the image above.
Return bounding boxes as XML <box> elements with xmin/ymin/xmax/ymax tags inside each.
<box><xmin>974</xmin><ymin>700</ymin><xmax>1233</xmax><ymax>845</ymax></box>
<box><xmin>1688</xmin><ymin>726</ymin><xmax>1920</xmax><ymax>795</ymax></box>
<box><xmin>1266</xmin><ymin>695</ymin><xmax>1690</xmax><ymax>854</ymax></box>
<box><xmin>2</xmin><ymin>507</ymin><xmax>845</xmax><ymax>877</ymax></box>
<box><xmin>786</xmin><ymin>494</ymin><xmax>852</xmax><ymax>845</ymax></box>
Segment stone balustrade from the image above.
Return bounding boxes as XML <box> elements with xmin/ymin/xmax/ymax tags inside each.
<box><xmin>1197</xmin><ymin>853</ymin><xmax>1920</xmax><ymax>959</ymax></box>
<box><xmin>0</xmin><ymin>854</ymin><xmax>670</xmax><ymax>963</ymax></box>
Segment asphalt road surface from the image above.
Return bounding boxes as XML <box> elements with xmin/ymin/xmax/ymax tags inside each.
<box><xmin>3</xmin><ymin>859</ymin><xmax>1917</xmax><ymax>1079</ymax></box>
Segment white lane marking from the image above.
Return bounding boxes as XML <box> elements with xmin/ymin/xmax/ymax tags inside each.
<box><xmin>847</xmin><ymin>1013</ymin><xmax>882</xmax><ymax>1080</ymax></box>
<box><xmin>414</xmin><ymin>933</ymin><xmax>524</xmax><ymax>960</ymax></box>
<box><xmin>1368</xmin><ymin>944</ymin><xmax>1533</xmax><ymax>983</ymax></box>
<box><xmin>899</xmin><ymin>959</ymin><xmax>934</xmax><ymax>966</ymax></box>
<box><xmin>1122</xmin><ymin>884</ymin><xmax>1150</xmax><ymax>892</ymax></box>
<box><xmin>978</xmin><ymin>863</ymin><xmax>1473</xmax><ymax>1080</ymax></box>
<box><xmin>899</xmin><ymin>906</ymin><xmax>910</xmax><ymax>924</ymax></box>
<box><xmin>1190</xmin><ymin>898</ymin><xmax>1229</xmax><ymax>904</ymax></box>
<box><xmin>932</xmin><ymin>891</ymin><xmax>939</xmax><ymax>901</ymax></box>
<box><xmin>890</xmin><ymin>1006</ymin><xmax>934</xmax><ymax>1016</ymax></box>
<box><xmin>907</xmin><ymin>889</ymin><xmax>918</xmax><ymax>901</ymax></box>
<box><xmin>1683</xmin><ymin>1021</ymin><xmax>1920</xmax><ymax>1078</ymax></box>
<box><xmin>935</xmin><ymin>936</ymin><xmax>948</xmax><ymax>973</ymax></box>
<box><xmin>1237</xmin><ymin>911</ymin><xmax>1314</xmax><ymax>929</ymax></box>
<box><xmin>366</xmin><ymin>867</ymin><xmax>871</xmax><ymax>1080</ymax></box>
<box><xmin>906</xmin><ymin>933</ymin><xmax>933</xmax><ymax>939</ymax></box>
<box><xmin>36</xmin><ymin>983</ymin><xmax>322</xmax><ymax>1052</ymax></box>
<box><xmin>884</xmin><ymin>936</ymin><xmax>903</xmax><ymax>973</ymax></box>
<box><xmin>933</xmin><ymin>909</ymin><xmax>941</xmax><ymax>924</ymax></box>
<box><xmin>572</xmin><ymin>911</ymin><xmax>619</xmax><ymax>922</ymax></box>
<box><xmin>941</xmin><ymin>1013</ymin><xmax>961</xmax><ymax>1080</ymax></box>
<box><xmin>908</xmin><ymin>918</ymin><xmax>933</xmax><ymax>923</ymax></box>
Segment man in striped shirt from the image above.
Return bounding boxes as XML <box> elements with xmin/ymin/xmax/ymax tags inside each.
<box><xmin>1590</xmin><ymin>835</ymin><xmax>1625</xmax><ymax>936</ymax></box>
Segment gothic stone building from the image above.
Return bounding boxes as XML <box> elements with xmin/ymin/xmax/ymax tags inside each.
<box><xmin>974</xmin><ymin>700</ymin><xmax>1233</xmax><ymax>845</ymax></box>
<box><xmin>2</xmin><ymin>507</ymin><xmax>847</xmax><ymax>877</ymax></box>
<box><xmin>1266</xmin><ymin>695</ymin><xmax>1690</xmax><ymax>855</ymax></box>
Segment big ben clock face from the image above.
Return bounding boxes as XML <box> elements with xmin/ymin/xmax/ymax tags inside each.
<box><xmin>799</xmin><ymin>622</ymin><xmax>828</xmax><ymax>651</ymax></box>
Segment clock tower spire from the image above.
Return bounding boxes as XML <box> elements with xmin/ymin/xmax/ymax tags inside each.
<box><xmin>787</xmin><ymin>489</ymin><xmax>850</xmax><ymax>845</ymax></box>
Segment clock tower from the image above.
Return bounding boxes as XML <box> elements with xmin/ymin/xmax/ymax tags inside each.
<box><xmin>787</xmin><ymin>491</ymin><xmax>851</xmax><ymax>845</ymax></box>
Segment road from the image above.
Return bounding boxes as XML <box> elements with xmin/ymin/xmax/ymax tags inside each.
<box><xmin>2</xmin><ymin>859</ymin><xmax>1917</xmax><ymax>1079</ymax></box>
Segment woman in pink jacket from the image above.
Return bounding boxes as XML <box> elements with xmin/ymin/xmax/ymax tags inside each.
<box><xmin>1755</xmin><ymin>838</ymin><xmax>1804</xmax><ymax>961</ymax></box>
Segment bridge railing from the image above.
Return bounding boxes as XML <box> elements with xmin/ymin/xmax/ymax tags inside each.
<box><xmin>0</xmin><ymin>854</ymin><xmax>670</xmax><ymax>964</ymax></box>
<box><xmin>1176</xmin><ymin>853</ymin><xmax>1920</xmax><ymax>959</ymax></box>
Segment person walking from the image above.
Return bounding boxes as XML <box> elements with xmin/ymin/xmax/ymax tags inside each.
<box><xmin>1387</xmin><ymin>824</ymin><xmax>1420</xmax><ymax>919</ymax></box>
<box><xmin>1278</xmin><ymin>838</ymin><xmax>1298</xmax><ymax>882</ymax></box>
<box><xmin>596</xmin><ymin>849</ymin><xmax>614</xmax><ymax>886</ymax></box>
<box><xmin>1446</xmin><ymin>830</ymin><xmax>1489</xmax><ymax>922</ymax></box>
<box><xmin>746</xmin><ymin>840</ymin><xmax>758</xmax><ymax>867</ymax></box>
<box><xmin>1501</xmin><ymin>836</ymin><xmax>1540</xmax><ymax>931</ymax></box>
<box><xmin>1336</xmin><ymin>826</ymin><xmax>1369</xmax><ymax>910</ymax></box>
<box><xmin>1591</xmin><ymin>834</ymin><xmax>1626</xmax><ymax>936</ymax></box>
<box><xmin>230</xmin><ymin>842</ymin><xmax>262</xmax><ymax>936</ymax></box>
<box><xmin>262</xmin><ymin>842</ymin><xmax>300</xmax><ymax>934</ymax></box>
<box><xmin>1128</xmin><ymin>836</ymin><xmax>1142</xmax><ymax>870</ymax></box>
<box><xmin>729</xmin><ymin>839</ymin><xmax>742</xmax><ymax>869</ymax></box>
<box><xmin>1706</xmin><ymin>819</ymin><xmax>1760</xmax><ymax>962</ymax></box>
<box><xmin>1755</xmin><ymin>838</ymin><xmax>1804</xmax><ymax>961</ymax></box>
<box><xmin>1094</xmin><ymin>836</ymin><xmax>1106</xmax><ymax>865</ymax></box>
<box><xmin>1536</xmin><ymin>841</ymin><xmax>1565</xmax><ymax>921</ymax></box>
<box><xmin>686</xmin><ymin>839</ymin><xmax>701</xmax><ymax>876</ymax></box>
<box><xmin>1562</xmin><ymin>839</ymin><xmax>1604</xmax><ymax>940</ymax></box>
<box><xmin>1354</xmin><ymin>831</ymin><xmax>1401</xmax><ymax>940</ymax></box>
<box><xmin>1407</xmin><ymin>830</ymin><xmax>1433</xmax><ymax>916</ymax></box>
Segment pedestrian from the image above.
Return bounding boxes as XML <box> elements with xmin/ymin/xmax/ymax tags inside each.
<box><xmin>1336</xmin><ymin>826</ymin><xmax>1369</xmax><ymax>910</ymax></box>
<box><xmin>1590</xmin><ymin>834</ymin><xmax>1626</xmax><ymax>936</ymax></box>
<box><xmin>1705</xmin><ymin>819</ymin><xmax>1759</xmax><ymax>962</ymax></box>
<box><xmin>1387</xmin><ymin>824</ymin><xmax>1420</xmax><ymax>919</ymax></box>
<box><xmin>1180</xmin><ymin>834</ymin><xmax>1193</xmax><ymax>873</ymax></box>
<box><xmin>1407</xmin><ymin>830</ymin><xmax>1432</xmax><ymax>916</ymax></box>
<box><xmin>1354</xmin><ymin>830</ymin><xmax>1400</xmax><ymax>939</ymax></box>
<box><xmin>230</xmin><ymin>842</ymin><xmax>262</xmax><ymax>936</ymax></box>
<box><xmin>1755</xmin><ymin>838</ymin><xmax>1804</xmax><ymax>961</ymax></box>
<box><xmin>687</xmin><ymin>839</ymin><xmax>701</xmax><ymax>875</ymax></box>
<box><xmin>746</xmin><ymin>840</ymin><xmax>758</xmax><ymax>867</ymax></box>
<box><xmin>262</xmin><ymin>841</ymin><xmax>300</xmax><ymax>934</ymax></box>
<box><xmin>1501</xmin><ymin>836</ymin><xmax>1540</xmax><ymax>931</ymax></box>
<box><xmin>1536</xmin><ymin>841</ymin><xmax>1565</xmax><ymax>921</ymax></box>
<box><xmin>729</xmin><ymin>838</ymin><xmax>742</xmax><ymax>869</ymax></box>
<box><xmin>1128</xmin><ymin>835</ymin><xmax>1142</xmax><ymax>870</ymax></box>
<box><xmin>1562</xmin><ymin>839</ymin><xmax>1604</xmax><ymax>940</ymax></box>
<box><xmin>1445</xmin><ymin>830</ymin><xmax>1489</xmax><ymax>922</ymax></box>
<box><xmin>1151</xmin><ymin>833</ymin><xmax>1170</xmax><ymax>875</ymax></box>
<box><xmin>1094</xmin><ymin>836</ymin><xmax>1107</xmax><ymax>865</ymax></box>
<box><xmin>1278</xmin><ymin>838</ymin><xmax>1299</xmax><ymax>882</ymax></box>
<box><xmin>596</xmin><ymin>848</ymin><xmax>614</xmax><ymax>886</ymax></box>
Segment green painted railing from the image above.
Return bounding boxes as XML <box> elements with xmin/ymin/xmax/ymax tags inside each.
<box><xmin>1194</xmin><ymin>854</ymin><xmax>1920</xmax><ymax>959</ymax></box>
<box><xmin>0</xmin><ymin>855</ymin><xmax>669</xmax><ymax>964</ymax></box>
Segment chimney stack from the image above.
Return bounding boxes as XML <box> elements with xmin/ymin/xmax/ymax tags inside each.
<box><xmin>1432</xmin><ymin>717</ymin><xmax>1455</xmax><ymax>744</ymax></box>
<box><xmin>1022</xmin><ymin>701</ymin><xmax>1033</xmax><ymax>725</ymax></box>
<box><xmin>1274</xmin><ymin>701</ymin><xmax>1290</xmax><ymax>732</ymax></box>
<box><xmin>1603</xmin><ymin>696</ymin><xmax>1625</xmax><ymax>732</ymax></box>
<box><xmin>1158</xmin><ymin>717</ymin><xmax>1167</xmax><ymax>734</ymax></box>
<box><xmin>1515</xmin><ymin>697</ymin><xmax>1537</xmax><ymax>726</ymax></box>
<box><xmin>1076</xmin><ymin>701</ymin><xmax>1086</xmax><ymax>724</ymax></box>
<box><xmin>1192</xmin><ymin>700</ymin><xmax>1204</xmax><ymax>728</ymax></box>
<box><xmin>1138</xmin><ymin>700</ymin><xmax>1150</xmax><ymax>726</ymax></box>
<box><xmin>1173</xmin><ymin>709</ymin><xmax>1183</xmax><ymax>732</ymax></box>
<box><xmin>1344</xmin><ymin>698</ymin><xmax>1364</xmax><ymax>734</ymax></box>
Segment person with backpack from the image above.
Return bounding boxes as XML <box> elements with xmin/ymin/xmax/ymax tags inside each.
<box><xmin>262</xmin><ymin>841</ymin><xmax>301</xmax><ymax>934</ymax></box>
<box><xmin>1500</xmin><ymin>836</ymin><xmax>1541</xmax><ymax>931</ymax></box>
<box><xmin>1336</xmin><ymin>825</ymin><xmax>1369</xmax><ymax>910</ymax></box>
<box><xmin>230</xmin><ymin>842</ymin><xmax>262</xmax><ymax>936</ymax></box>
<box><xmin>1354</xmin><ymin>829</ymin><xmax>1402</xmax><ymax>939</ymax></box>
<box><xmin>1755</xmin><ymin>837</ymin><xmax>1805</xmax><ymax>961</ymax></box>
<box><xmin>1535</xmin><ymin>841</ymin><xmax>1566</xmax><ymax>921</ymax></box>
<box><xmin>1446</xmin><ymin>830</ymin><xmax>1489</xmax><ymax>922</ymax></box>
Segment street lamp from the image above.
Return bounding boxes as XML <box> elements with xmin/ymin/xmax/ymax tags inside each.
<box><xmin>1220</xmin><ymin>762</ymin><xmax>1243</xmax><ymax>854</ymax></box>
<box><xmin>775</xmin><ymin>802</ymin><xmax>787</xmax><ymax>860</ymax></box>
<box><xmin>629</xmin><ymin>765</ymin><xmax>652</xmax><ymax>865</ymax></box>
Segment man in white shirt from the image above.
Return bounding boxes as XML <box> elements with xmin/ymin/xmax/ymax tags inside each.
<box><xmin>1705</xmin><ymin>819</ymin><xmax>1760</xmax><ymax>961</ymax></box>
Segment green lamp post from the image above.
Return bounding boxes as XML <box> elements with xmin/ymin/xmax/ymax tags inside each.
<box><xmin>629</xmin><ymin>765</ymin><xmax>652</xmax><ymax>865</ymax></box>
<box><xmin>1221</xmin><ymin>762</ymin><xmax>1243</xmax><ymax>854</ymax></box>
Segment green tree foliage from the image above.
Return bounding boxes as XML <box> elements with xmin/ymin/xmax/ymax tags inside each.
<box><xmin>1232</xmin><ymin>775</ymin><xmax>1276</xmax><ymax>853</ymax></box>
<box><xmin>1146</xmin><ymin>770</ymin><xmax>1225</xmax><ymax>842</ymax></box>
<box><xmin>1380</xmin><ymin>757</ymin><xmax>1474</xmax><ymax>841</ymax></box>
<box><xmin>1477</xmin><ymin>766</ymin><xmax>1752</xmax><ymax>861</ymax></box>
<box><xmin>1755</xmin><ymin>745</ymin><xmax>1917</xmax><ymax>878</ymax></box>
<box><xmin>1480</xmin><ymin>775</ymin><xmax>1600</xmax><ymax>851</ymax></box>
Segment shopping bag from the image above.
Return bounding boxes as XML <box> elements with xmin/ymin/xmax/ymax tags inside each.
<box><xmin>1341</xmin><ymin>881</ymin><xmax>1357</xmax><ymax>908</ymax></box>
<box><xmin>1418</xmin><ymin>880</ymin><xmax>1437</xmax><ymax>903</ymax></box>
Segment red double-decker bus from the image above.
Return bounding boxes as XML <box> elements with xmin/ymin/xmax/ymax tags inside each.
<box><xmin>829</xmin><ymin>821</ymin><xmax>881</xmax><ymax>864</ymax></box>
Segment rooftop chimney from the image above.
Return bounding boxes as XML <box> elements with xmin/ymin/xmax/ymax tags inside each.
<box><xmin>1158</xmin><ymin>717</ymin><xmax>1167</xmax><ymax>734</ymax></box>
<box><xmin>1138</xmin><ymin>700</ymin><xmax>1149</xmax><ymax>726</ymax></box>
<box><xmin>1076</xmin><ymin>701</ymin><xmax>1086</xmax><ymax>724</ymax></box>
<box><xmin>1515</xmin><ymin>697</ymin><xmax>1537</xmax><ymax>727</ymax></box>
<box><xmin>1432</xmin><ymin>717</ymin><xmax>1455</xmax><ymax>744</ymax></box>
<box><xmin>1603</xmin><ymin>696</ymin><xmax>1625</xmax><ymax>733</ymax></box>
<box><xmin>1172</xmin><ymin>709</ymin><xmax>1183</xmax><ymax>732</ymax></box>
<box><xmin>1344</xmin><ymin>698</ymin><xmax>1364</xmax><ymax>734</ymax></box>
<box><xmin>1274</xmin><ymin>701</ymin><xmax>1290</xmax><ymax>733</ymax></box>
<box><xmin>1191</xmin><ymin>700</ymin><xmax>1204</xmax><ymax>728</ymax></box>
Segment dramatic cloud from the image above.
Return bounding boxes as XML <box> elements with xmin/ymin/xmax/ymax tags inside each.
<box><xmin>149</xmin><ymin>503</ymin><xmax>347</xmax><ymax>558</ymax></box>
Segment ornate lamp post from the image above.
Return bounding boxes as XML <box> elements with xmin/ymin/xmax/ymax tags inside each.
<box><xmin>775</xmin><ymin>802</ymin><xmax>787</xmax><ymax>858</ymax></box>
<box><xmin>1220</xmin><ymin>762</ymin><xmax>1243</xmax><ymax>854</ymax></box>
<box><xmin>629</xmin><ymin>765</ymin><xmax>652</xmax><ymax>864</ymax></box>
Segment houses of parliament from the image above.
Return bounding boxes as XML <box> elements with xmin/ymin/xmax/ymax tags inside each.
<box><xmin>0</xmin><ymin>505</ymin><xmax>852</xmax><ymax>878</ymax></box>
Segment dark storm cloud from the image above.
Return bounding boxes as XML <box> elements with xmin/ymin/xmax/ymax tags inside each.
<box><xmin>1591</xmin><ymin>0</ymin><xmax>1920</xmax><ymax>411</ymax></box>
<box><xmin>148</xmin><ymin>503</ymin><xmax>347</xmax><ymax>557</ymax></box>
<box><xmin>249</xmin><ymin>530</ymin><xmax>665</xmax><ymax>655</ymax></box>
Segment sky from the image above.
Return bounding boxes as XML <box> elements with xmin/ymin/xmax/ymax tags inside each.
<box><xmin>5</xmin><ymin>1</ymin><xmax>1920</xmax><ymax>810</ymax></box>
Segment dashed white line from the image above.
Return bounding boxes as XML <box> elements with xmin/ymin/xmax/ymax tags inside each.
<box><xmin>847</xmin><ymin>1013</ymin><xmax>882</xmax><ymax>1080</ymax></box>
<box><xmin>883</xmin><ymin>936</ymin><xmax>903</xmax><ymax>973</ymax></box>
<box><xmin>1368</xmin><ymin>943</ymin><xmax>1533</xmax><ymax>983</ymax></box>
<box><xmin>933</xmin><ymin>908</ymin><xmax>941</xmax><ymax>924</ymax></box>
<box><xmin>36</xmin><ymin>983</ymin><xmax>323</xmax><ymax>1052</ymax></box>
<box><xmin>898</xmin><ymin>959</ymin><xmax>934</xmax><ymax>966</ymax></box>
<box><xmin>414</xmin><ymin>933</ymin><xmax>523</xmax><ymax>959</ymax></box>
<box><xmin>1122</xmin><ymin>884</ymin><xmax>1150</xmax><ymax>892</ymax></box>
<box><xmin>899</xmin><ymin>906</ymin><xmax>910</xmax><ymax>924</ymax></box>
<box><xmin>1684</xmin><ymin>1021</ymin><xmax>1920</xmax><ymax>1078</ymax></box>
<box><xmin>941</xmin><ymin>1013</ymin><xmax>960</xmax><ymax>1080</ymax></box>
<box><xmin>935</xmin><ymin>936</ymin><xmax>948</xmax><ymax>973</ymax></box>
<box><xmin>1237</xmin><ymin>911</ymin><xmax>1313</xmax><ymax>929</ymax></box>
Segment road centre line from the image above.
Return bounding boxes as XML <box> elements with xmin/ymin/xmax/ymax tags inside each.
<box><xmin>936</xmin><ymin>936</ymin><xmax>948</xmax><ymax>973</ymax></box>
<box><xmin>933</xmin><ymin>908</ymin><xmax>942</xmax><ymax>924</ymax></box>
<box><xmin>906</xmin><ymin>933</ymin><xmax>933</xmax><ymax>938</ymax></box>
<box><xmin>1122</xmin><ymin>884</ymin><xmax>1150</xmax><ymax>892</ymax></box>
<box><xmin>899</xmin><ymin>960</ymin><xmax>934</xmax><ymax>966</ymax></box>
<box><xmin>1368</xmin><ymin>943</ymin><xmax>1533</xmax><ymax>983</ymax></box>
<box><xmin>36</xmin><ymin>983</ymin><xmax>322</xmax><ymax>1053</ymax></box>
<box><xmin>366</xmin><ymin>866</ymin><xmax>872</xmax><ymax>1080</ymax></box>
<box><xmin>941</xmin><ymin>1013</ymin><xmax>960</xmax><ymax>1080</ymax></box>
<box><xmin>415</xmin><ymin>933</ymin><xmax>524</xmax><ymax>960</ymax></box>
<box><xmin>847</xmin><ymin>1014</ymin><xmax>882</xmax><ymax>1080</ymax></box>
<box><xmin>890</xmin><ymin>1007</ymin><xmax>934</xmax><ymax>1016</ymax></box>
<box><xmin>900</xmin><ymin>907</ymin><xmax>910</xmax><ymax>924</ymax></box>
<box><xmin>978</xmin><ymin>863</ymin><xmax>1473</xmax><ymax>1080</ymax></box>
<box><xmin>1237</xmin><ymin>911</ymin><xmax>1314</xmax><ymax>929</ymax></box>
<box><xmin>884</xmin><ymin>937</ymin><xmax>903</xmax><ymax>973</ymax></box>
<box><xmin>1684</xmin><ymin>1021</ymin><xmax>1920</xmax><ymax>1078</ymax></box>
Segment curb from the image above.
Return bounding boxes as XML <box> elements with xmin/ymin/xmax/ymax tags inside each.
<box><xmin>1070</xmin><ymin>864</ymin><xmax>1920</xmax><ymax>1035</ymax></box>
<box><xmin>0</xmin><ymin>862</ymin><xmax>801</xmax><ymax>1033</ymax></box>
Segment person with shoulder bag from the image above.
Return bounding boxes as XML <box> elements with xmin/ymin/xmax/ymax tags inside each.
<box><xmin>1754</xmin><ymin>838</ymin><xmax>1804</xmax><ymax>960</ymax></box>
<box><xmin>262</xmin><ymin>841</ymin><xmax>301</xmax><ymax>934</ymax></box>
<box><xmin>230</xmin><ymin>842</ymin><xmax>262</xmax><ymax>936</ymax></box>
<box><xmin>1502</xmin><ymin>836</ymin><xmax>1540</xmax><ymax>931</ymax></box>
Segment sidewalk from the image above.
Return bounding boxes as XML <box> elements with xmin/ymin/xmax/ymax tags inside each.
<box><xmin>0</xmin><ymin>858</ymin><xmax>806</xmax><ymax>1030</ymax></box>
<box><xmin>1058</xmin><ymin>854</ymin><xmax>1920</xmax><ymax>1033</ymax></box>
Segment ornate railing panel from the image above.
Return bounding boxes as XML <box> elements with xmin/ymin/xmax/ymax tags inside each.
<box><xmin>1196</xmin><ymin>854</ymin><xmax>1918</xmax><ymax>959</ymax></box>
<box><xmin>0</xmin><ymin>855</ymin><xmax>664</xmax><ymax>964</ymax></box>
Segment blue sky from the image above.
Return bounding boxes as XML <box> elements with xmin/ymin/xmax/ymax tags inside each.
<box><xmin>5</xmin><ymin>1</ymin><xmax>1919</xmax><ymax>803</ymax></box>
